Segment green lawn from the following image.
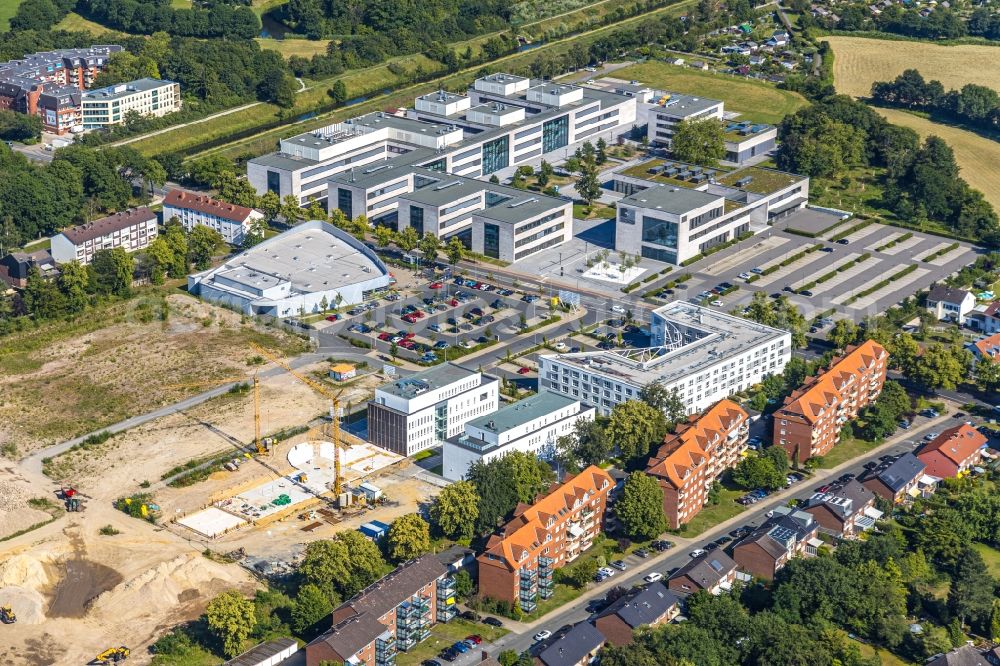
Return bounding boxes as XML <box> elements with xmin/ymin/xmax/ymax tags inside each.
<box><xmin>256</xmin><ymin>37</ymin><xmax>333</xmax><ymax>60</ymax></box>
<box><xmin>681</xmin><ymin>486</ymin><xmax>746</xmax><ymax>537</ymax></box>
<box><xmin>817</xmin><ymin>437</ymin><xmax>881</xmax><ymax>469</ymax></box>
<box><xmin>857</xmin><ymin>642</ymin><xmax>915</xmax><ymax>666</ymax></box>
<box><xmin>55</xmin><ymin>11</ymin><xmax>127</xmax><ymax>33</ymax></box>
<box><xmin>612</xmin><ymin>61</ymin><xmax>808</xmax><ymax>125</ymax></box>
<box><xmin>972</xmin><ymin>542</ymin><xmax>1000</xmax><ymax>578</ymax></box>
<box><xmin>573</xmin><ymin>203</ymin><xmax>616</xmax><ymax>220</ymax></box>
<box><xmin>394</xmin><ymin>618</ymin><xmax>508</xmax><ymax>666</ymax></box>
<box><xmin>0</xmin><ymin>0</ymin><xmax>22</xmax><ymax>30</ymax></box>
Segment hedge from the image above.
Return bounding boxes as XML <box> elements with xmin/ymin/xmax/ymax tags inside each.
<box><xmin>762</xmin><ymin>244</ymin><xmax>822</xmax><ymax>276</ymax></box>
<box><xmin>829</xmin><ymin>219</ymin><xmax>873</xmax><ymax>242</ymax></box>
<box><xmin>875</xmin><ymin>232</ymin><xmax>913</xmax><ymax>252</ymax></box>
<box><xmin>844</xmin><ymin>264</ymin><xmax>918</xmax><ymax>304</ymax></box>
<box><xmin>798</xmin><ymin>252</ymin><xmax>873</xmax><ymax>291</ymax></box>
<box><xmin>680</xmin><ymin>232</ymin><xmax>753</xmax><ymax>266</ymax></box>
<box><xmin>921</xmin><ymin>242</ymin><xmax>960</xmax><ymax>263</ymax></box>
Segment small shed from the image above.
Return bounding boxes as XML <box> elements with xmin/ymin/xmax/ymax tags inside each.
<box><xmin>359</xmin><ymin>519</ymin><xmax>390</xmax><ymax>541</ymax></box>
<box><xmin>358</xmin><ymin>481</ymin><xmax>383</xmax><ymax>501</ymax></box>
<box><xmin>329</xmin><ymin>363</ymin><xmax>357</xmax><ymax>381</ymax></box>
<box><xmin>223</xmin><ymin>637</ymin><xmax>298</xmax><ymax>666</ymax></box>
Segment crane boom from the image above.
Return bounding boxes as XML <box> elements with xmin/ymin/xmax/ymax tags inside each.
<box><xmin>161</xmin><ymin>373</ymin><xmax>267</xmax><ymax>454</ymax></box>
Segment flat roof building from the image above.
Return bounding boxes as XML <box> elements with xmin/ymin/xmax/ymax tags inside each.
<box><xmin>442</xmin><ymin>390</ymin><xmax>595</xmax><ymax>481</ymax></box>
<box><xmin>187</xmin><ymin>219</ymin><xmax>391</xmax><ymax>318</ymax></box>
<box><xmin>81</xmin><ymin>77</ymin><xmax>181</xmax><ymax>128</ymax></box>
<box><xmin>540</xmin><ymin>302</ymin><xmax>791</xmax><ymax>416</ymax></box>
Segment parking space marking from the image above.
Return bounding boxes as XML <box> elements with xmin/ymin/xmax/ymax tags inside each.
<box><xmin>848</xmin><ymin>266</ymin><xmax>931</xmax><ymax>309</ymax></box>
<box><xmin>698</xmin><ymin>236</ymin><xmax>791</xmax><ymax>276</ymax></box>
<box><xmin>924</xmin><ymin>243</ymin><xmax>972</xmax><ymax>266</ymax></box>
<box><xmin>880</xmin><ymin>234</ymin><xmax>924</xmax><ymax>255</ymax></box>
<box><xmin>807</xmin><ymin>255</ymin><xmax>882</xmax><ymax>296</ymax></box>
<box><xmin>790</xmin><ymin>252</ymin><xmax>860</xmax><ymax>290</ymax></box>
<box><xmin>840</xmin><ymin>223</ymin><xmax>885</xmax><ymax>244</ymax></box>
<box><xmin>865</xmin><ymin>231</ymin><xmax>903</xmax><ymax>251</ymax></box>
<box><xmin>754</xmin><ymin>250</ymin><xmax>831</xmax><ymax>287</ymax></box>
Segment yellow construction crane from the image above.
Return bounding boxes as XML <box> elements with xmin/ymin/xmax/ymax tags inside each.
<box><xmin>249</xmin><ymin>343</ymin><xmax>347</xmax><ymax>498</ymax></box>
<box><xmin>161</xmin><ymin>373</ymin><xmax>270</xmax><ymax>455</ymax></box>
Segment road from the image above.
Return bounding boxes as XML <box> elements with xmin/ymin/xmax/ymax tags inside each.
<box><xmin>450</xmin><ymin>411</ymin><xmax>959</xmax><ymax>663</ymax></box>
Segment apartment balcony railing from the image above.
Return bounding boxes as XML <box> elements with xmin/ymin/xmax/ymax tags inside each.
<box><xmin>520</xmin><ymin>577</ymin><xmax>537</xmax><ymax>591</ymax></box>
<box><xmin>437</xmin><ymin>605</ymin><xmax>458</xmax><ymax>623</ymax></box>
<box><xmin>520</xmin><ymin>568</ymin><xmax>537</xmax><ymax>582</ymax></box>
<box><xmin>520</xmin><ymin>599</ymin><xmax>537</xmax><ymax>613</ymax></box>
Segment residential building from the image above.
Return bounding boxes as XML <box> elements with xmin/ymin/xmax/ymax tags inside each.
<box><xmin>305</xmin><ymin>555</ymin><xmax>458</xmax><ymax>666</ymax></box>
<box><xmin>163</xmin><ymin>188</ymin><xmax>264</xmax><ymax>245</ymax></box>
<box><xmin>329</xmin><ymin>166</ymin><xmax>573</xmax><ymax>263</ymax></box>
<box><xmin>926</xmin><ymin>285</ymin><xmax>976</xmax><ymax>324</ymax></box>
<box><xmin>916</xmin><ymin>424</ymin><xmax>988</xmax><ymax>479</ymax></box>
<box><xmin>612</xmin><ymin>162</ymin><xmax>807</xmax><ymax>264</ymax></box>
<box><xmin>593</xmin><ymin>582</ymin><xmax>680</xmax><ymax>646</ymax></box>
<box><xmin>731</xmin><ymin>507</ymin><xmax>819</xmax><ymax>580</ymax></box>
<box><xmin>926</xmin><ymin>645</ymin><xmax>992</xmax><ymax>666</ymax></box>
<box><xmin>187</xmin><ymin>220</ymin><xmax>391</xmax><ymax>317</ymax></box>
<box><xmin>801</xmin><ymin>480</ymin><xmax>881</xmax><ymax>538</ymax></box>
<box><xmin>646</xmin><ymin>399</ymin><xmax>749</xmax><ymax>529</ymax></box>
<box><xmin>969</xmin><ymin>332</ymin><xmax>1000</xmax><ymax>366</ymax></box>
<box><xmin>368</xmin><ymin>363</ymin><xmax>499</xmax><ymax>456</ymax></box>
<box><xmin>539</xmin><ymin>302</ymin><xmax>790</xmax><ymax>416</ymax></box>
<box><xmin>81</xmin><ymin>78</ymin><xmax>181</xmax><ymax>128</ymax></box>
<box><xmin>0</xmin><ymin>249</ymin><xmax>57</xmax><ymax>288</ymax></box>
<box><xmin>442</xmin><ymin>390</ymin><xmax>594</xmax><ymax>481</ymax></box>
<box><xmin>773</xmin><ymin>340</ymin><xmax>888</xmax><ymax>465</ymax></box>
<box><xmin>477</xmin><ymin>466</ymin><xmax>613</xmax><ymax>613</ymax></box>
<box><xmin>860</xmin><ymin>452</ymin><xmax>931</xmax><ymax>504</ymax></box>
<box><xmin>667</xmin><ymin>550</ymin><xmax>737</xmax><ymax>595</ymax></box>
<box><xmin>0</xmin><ymin>45</ymin><xmax>122</xmax><ymax>134</ymax></box>
<box><xmin>50</xmin><ymin>207</ymin><xmax>158</xmax><ymax>265</ymax></box>
<box><xmin>968</xmin><ymin>301</ymin><xmax>1000</xmax><ymax>335</ymax></box>
<box><xmin>535</xmin><ymin>623</ymin><xmax>605</xmax><ymax>666</ymax></box>
<box><xmin>247</xmin><ymin>74</ymin><xmax>637</xmax><ymax>206</ymax></box>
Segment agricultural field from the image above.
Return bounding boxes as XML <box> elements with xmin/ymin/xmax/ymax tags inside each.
<box><xmin>255</xmin><ymin>37</ymin><xmax>331</xmax><ymax>59</ymax></box>
<box><xmin>825</xmin><ymin>36</ymin><xmax>1000</xmax><ymax>98</ymax></box>
<box><xmin>0</xmin><ymin>0</ymin><xmax>22</xmax><ymax>31</ymax></box>
<box><xmin>876</xmin><ymin>107</ymin><xmax>1000</xmax><ymax>210</ymax></box>
<box><xmin>612</xmin><ymin>61</ymin><xmax>808</xmax><ymax>124</ymax></box>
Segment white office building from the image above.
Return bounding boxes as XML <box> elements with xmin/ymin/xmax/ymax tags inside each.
<box><xmin>187</xmin><ymin>220</ymin><xmax>391</xmax><ymax>317</ymax></box>
<box><xmin>50</xmin><ymin>207</ymin><xmax>158</xmax><ymax>265</ymax></box>
<box><xmin>163</xmin><ymin>189</ymin><xmax>264</xmax><ymax>245</ymax></box>
<box><xmin>81</xmin><ymin>77</ymin><xmax>180</xmax><ymax>128</ymax></box>
<box><xmin>441</xmin><ymin>390</ymin><xmax>595</xmax><ymax>481</ymax></box>
<box><xmin>539</xmin><ymin>302</ymin><xmax>791</xmax><ymax>416</ymax></box>
<box><xmin>367</xmin><ymin>363</ymin><xmax>499</xmax><ymax>456</ymax></box>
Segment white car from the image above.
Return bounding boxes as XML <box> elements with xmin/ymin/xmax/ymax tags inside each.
<box><xmin>597</xmin><ymin>566</ymin><xmax>615</xmax><ymax>577</ymax></box>
<box><xmin>533</xmin><ymin>630</ymin><xmax>552</xmax><ymax>642</ymax></box>
<box><xmin>554</xmin><ymin>341</ymin><xmax>568</xmax><ymax>351</ymax></box>
<box><xmin>611</xmin><ymin>305</ymin><xmax>625</xmax><ymax>314</ymax></box>
<box><xmin>689</xmin><ymin>548</ymin><xmax>707</xmax><ymax>558</ymax></box>
<box><xmin>644</xmin><ymin>572</ymin><xmax>664</xmax><ymax>583</ymax></box>
<box><xmin>738</xmin><ymin>272</ymin><xmax>752</xmax><ymax>280</ymax></box>
<box><xmin>711</xmin><ymin>300</ymin><xmax>724</xmax><ymax>307</ymax></box>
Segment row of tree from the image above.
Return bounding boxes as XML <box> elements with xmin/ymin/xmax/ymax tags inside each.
<box><xmin>871</xmin><ymin>69</ymin><xmax>1000</xmax><ymax>134</ymax></box>
<box><xmin>76</xmin><ymin>0</ymin><xmax>260</xmax><ymax>38</ymax></box>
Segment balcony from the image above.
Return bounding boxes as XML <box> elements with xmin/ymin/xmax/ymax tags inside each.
<box><xmin>520</xmin><ymin>577</ymin><xmax>537</xmax><ymax>591</ymax></box>
<box><xmin>520</xmin><ymin>588</ymin><xmax>537</xmax><ymax>603</ymax></box>
<box><xmin>437</xmin><ymin>605</ymin><xmax>458</xmax><ymax>623</ymax></box>
<box><xmin>520</xmin><ymin>568</ymin><xmax>537</xmax><ymax>582</ymax></box>
<box><xmin>520</xmin><ymin>599</ymin><xmax>537</xmax><ymax>613</ymax></box>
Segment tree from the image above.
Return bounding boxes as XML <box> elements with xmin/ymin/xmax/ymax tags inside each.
<box><xmin>559</xmin><ymin>558</ymin><xmax>599</xmax><ymax>589</ymax></box>
<box><xmin>59</xmin><ymin>261</ymin><xmax>89</xmax><ymax>313</ymax></box>
<box><xmin>499</xmin><ymin>651</ymin><xmax>520</xmax><ymax>666</ymax></box>
<box><xmin>0</xmin><ymin>109</ymin><xmax>42</xmax><ymax>142</ymax></box>
<box><xmin>328</xmin><ymin>80</ymin><xmax>348</xmax><ymax>105</ymax></box>
<box><xmin>948</xmin><ymin>547</ymin><xmax>996</xmax><ymax>632</ymax></box>
<box><xmin>558</xmin><ymin>418</ymin><xmax>611</xmax><ymax>469</ymax></box>
<box><xmin>188</xmin><ymin>225</ymin><xmax>224</xmax><ymax>270</ymax></box>
<box><xmin>975</xmin><ymin>360</ymin><xmax>1000</xmax><ymax>393</ymax></box>
<box><xmin>605</xmin><ymin>400</ymin><xmax>667</xmax><ymax>461</ymax></box>
<box><xmin>164</xmin><ymin>224</ymin><xmax>189</xmax><ymax>278</ymax></box>
<box><xmin>387</xmin><ymin>513</ymin><xmax>431</xmax><ymax>562</ymax></box>
<box><xmin>446</xmin><ymin>236</ymin><xmax>465</xmax><ymax>266</ymax></box>
<box><xmin>397</xmin><ymin>226</ymin><xmax>420</xmax><ymax>253</ymax></box>
<box><xmin>616</xmin><ymin>471</ymin><xmax>667</xmax><ymax>540</ymax></box>
<box><xmin>732</xmin><ymin>454</ymin><xmax>785</xmax><ymax>491</ymax></box>
<box><xmin>430</xmin><ymin>480</ymin><xmax>480</xmax><ymax>539</ymax></box>
<box><xmin>905</xmin><ymin>343</ymin><xmax>971</xmax><ymax>390</ymax></box>
<box><xmin>89</xmin><ymin>248</ymin><xmax>134</xmax><ymax>297</ymax></box>
<box><xmin>300</xmin><ymin>531</ymin><xmax>387</xmax><ymax>599</ymax></box>
<box><xmin>596</xmin><ymin>137</ymin><xmax>608</xmax><ymax>165</ymax></box>
<box><xmin>639</xmin><ymin>383</ymin><xmax>686</xmax><ymax>425</ymax></box>
<box><xmin>467</xmin><ymin>451</ymin><xmax>553</xmax><ymax>533</ymax></box>
<box><xmin>538</xmin><ymin>160</ymin><xmax>554</xmax><ymax>187</ymax></box>
<box><xmin>291</xmin><ymin>583</ymin><xmax>334</xmax><ymax>633</ymax></box>
<box><xmin>828</xmin><ymin>319</ymin><xmax>859</xmax><ymax>350</ymax></box>
<box><xmin>575</xmin><ymin>153</ymin><xmax>602</xmax><ymax>207</ymax></box>
<box><xmin>374</xmin><ymin>225</ymin><xmax>395</xmax><ymax>248</ymax></box>
<box><xmin>762</xmin><ymin>445</ymin><xmax>789</xmax><ymax>477</ymax></box>
<box><xmin>419</xmin><ymin>233</ymin><xmax>441</xmax><ymax>264</ymax></box>
<box><xmin>145</xmin><ymin>237</ymin><xmax>174</xmax><ymax>285</ymax></box>
<box><xmin>206</xmin><ymin>590</ymin><xmax>256</xmax><ymax>658</ymax></box>
<box><xmin>242</xmin><ymin>217</ymin><xmax>269</xmax><ymax>249</ymax></box>
<box><xmin>671</xmin><ymin>118</ymin><xmax>725</xmax><ymax>166</ymax></box>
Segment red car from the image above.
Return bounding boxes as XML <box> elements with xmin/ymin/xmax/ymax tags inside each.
<box><xmin>404</xmin><ymin>332</ymin><xmax>416</xmax><ymax>339</ymax></box>
<box><xmin>399</xmin><ymin>340</ymin><xmax>415</xmax><ymax>349</ymax></box>
<box><xmin>378</xmin><ymin>332</ymin><xmax>392</xmax><ymax>341</ymax></box>
<box><xmin>325</xmin><ymin>314</ymin><xmax>339</xmax><ymax>321</ymax></box>
<box><xmin>403</xmin><ymin>314</ymin><xmax>418</xmax><ymax>324</ymax></box>
<box><xmin>430</xmin><ymin>281</ymin><xmax>443</xmax><ymax>289</ymax></box>
<box><xmin>465</xmin><ymin>635</ymin><xmax>483</xmax><ymax>645</ymax></box>
<box><xmin>413</xmin><ymin>310</ymin><xmax>425</xmax><ymax>319</ymax></box>
<box><xmin>517</xmin><ymin>366</ymin><xmax>531</xmax><ymax>375</ymax></box>
<box><xmin>449</xmin><ymin>299</ymin><xmax>459</xmax><ymax>307</ymax></box>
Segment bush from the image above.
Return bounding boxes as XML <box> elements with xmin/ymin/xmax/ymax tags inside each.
<box><xmin>829</xmin><ymin>219</ymin><xmax>872</xmax><ymax>242</ymax></box>
<box><xmin>99</xmin><ymin>524</ymin><xmax>121</xmax><ymax>536</ymax></box>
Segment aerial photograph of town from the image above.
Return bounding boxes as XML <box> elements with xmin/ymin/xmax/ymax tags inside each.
<box><xmin>0</xmin><ymin>0</ymin><xmax>998</xmax><ymax>664</ymax></box>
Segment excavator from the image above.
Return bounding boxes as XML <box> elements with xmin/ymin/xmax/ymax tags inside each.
<box><xmin>0</xmin><ymin>605</ymin><xmax>15</xmax><ymax>624</ymax></box>
<box><xmin>94</xmin><ymin>646</ymin><xmax>129</xmax><ymax>663</ymax></box>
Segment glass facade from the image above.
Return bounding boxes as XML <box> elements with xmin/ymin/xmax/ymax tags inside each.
<box><xmin>641</xmin><ymin>245</ymin><xmax>677</xmax><ymax>263</ymax></box>
<box><xmin>483</xmin><ymin>223</ymin><xmax>500</xmax><ymax>259</ymax></box>
<box><xmin>481</xmin><ymin>136</ymin><xmax>509</xmax><ymax>175</ymax></box>
<box><xmin>542</xmin><ymin>115</ymin><xmax>569</xmax><ymax>153</ymax></box>
<box><xmin>337</xmin><ymin>188</ymin><xmax>353</xmax><ymax>219</ymax></box>
<box><xmin>410</xmin><ymin>205</ymin><xmax>424</xmax><ymax>236</ymax></box>
<box><xmin>266</xmin><ymin>170</ymin><xmax>280</xmax><ymax>194</ymax></box>
<box><xmin>642</xmin><ymin>215</ymin><xmax>679</xmax><ymax>250</ymax></box>
<box><xmin>424</xmin><ymin>158</ymin><xmax>446</xmax><ymax>172</ymax></box>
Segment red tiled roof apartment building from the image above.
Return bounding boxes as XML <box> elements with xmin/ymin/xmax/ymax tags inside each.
<box><xmin>916</xmin><ymin>424</ymin><xmax>988</xmax><ymax>479</ymax></box>
<box><xmin>646</xmin><ymin>400</ymin><xmax>749</xmax><ymax>529</ymax></box>
<box><xmin>477</xmin><ymin>465</ymin><xmax>613</xmax><ymax>613</ymax></box>
<box><xmin>774</xmin><ymin>340</ymin><xmax>888</xmax><ymax>465</ymax></box>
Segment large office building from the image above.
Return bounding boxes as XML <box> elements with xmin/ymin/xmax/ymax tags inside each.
<box><xmin>367</xmin><ymin>363</ymin><xmax>499</xmax><ymax>456</ymax></box>
<box><xmin>305</xmin><ymin>555</ymin><xmax>458</xmax><ymax>666</ymax></box>
<box><xmin>539</xmin><ymin>302</ymin><xmax>791</xmax><ymax>416</ymax></box>
<box><xmin>441</xmin><ymin>390</ymin><xmax>595</xmax><ymax>481</ymax></box>
<box><xmin>164</xmin><ymin>189</ymin><xmax>264</xmax><ymax>245</ymax></box>
<box><xmin>0</xmin><ymin>46</ymin><xmax>122</xmax><ymax>134</ymax></box>
<box><xmin>774</xmin><ymin>340</ymin><xmax>888</xmax><ymax>464</ymax></box>
<box><xmin>612</xmin><ymin>162</ymin><xmax>808</xmax><ymax>265</ymax></box>
<box><xmin>477</xmin><ymin>465</ymin><xmax>613</xmax><ymax>613</ymax></box>
<box><xmin>646</xmin><ymin>399</ymin><xmax>749</xmax><ymax>529</ymax></box>
<box><xmin>50</xmin><ymin>207</ymin><xmax>158</xmax><ymax>265</ymax></box>
<box><xmin>81</xmin><ymin>77</ymin><xmax>181</xmax><ymax>128</ymax></box>
<box><xmin>248</xmin><ymin>75</ymin><xmax>636</xmax><ymax>206</ymax></box>
<box><xmin>187</xmin><ymin>220</ymin><xmax>391</xmax><ymax>317</ymax></box>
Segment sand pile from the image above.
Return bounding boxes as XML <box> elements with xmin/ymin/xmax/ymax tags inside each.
<box><xmin>0</xmin><ymin>586</ymin><xmax>46</xmax><ymax>624</ymax></box>
<box><xmin>0</xmin><ymin>552</ymin><xmax>54</xmax><ymax>590</ymax></box>
<box><xmin>91</xmin><ymin>552</ymin><xmax>250</xmax><ymax>616</ymax></box>
<box><xmin>0</xmin><ymin>480</ymin><xmax>51</xmax><ymax>538</ymax></box>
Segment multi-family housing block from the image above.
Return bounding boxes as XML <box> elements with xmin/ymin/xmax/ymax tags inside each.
<box><xmin>305</xmin><ymin>555</ymin><xmax>458</xmax><ymax>666</ymax></box>
<box><xmin>645</xmin><ymin>399</ymin><xmax>749</xmax><ymax>529</ymax></box>
<box><xmin>50</xmin><ymin>207</ymin><xmax>158</xmax><ymax>265</ymax></box>
<box><xmin>916</xmin><ymin>424</ymin><xmax>988</xmax><ymax>479</ymax></box>
<box><xmin>0</xmin><ymin>46</ymin><xmax>122</xmax><ymax>134</ymax></box>
<box><xmin>81</xmin><ymin>78</ymin><xmax>181</xmax><ymax>129</ymax></box>
<box><xmin>441</xmin><ymin>390</ymin><xmax>594</xmax><ymax>481</ymax></box>
<box><xmin>773</xmin><ymin>340</ymin><xmax>888</xmax><ymax>465</ymax></box>
<box><xmin>367</xmin><ymin>363</ymin><xmax>499</xmax><ymax>457</ymax></box>
<box><xmin>540</xmin><ymin>302</ymin><xmax>790</xmax><ymax>416</ymax></box>
<box><xmin>477</xmin><ymin>465</ymin><xmax>613</xmax><ymax>613</ymax></box>
<box><xmin>164</xmin><ymin>188</ymin><xmax>264</xmax><ymax>245</ymax></box>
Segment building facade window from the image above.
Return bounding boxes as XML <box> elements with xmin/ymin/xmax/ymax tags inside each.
<box><xmin>266</xmin><ymin>170</ymin><xmax>280</xmax><ymax>194</ymax></box>
<box><xmin>642</xmin><ymin>215</ymin><xmax>678</xmax><ymax>249</ymax></box>
<box><xmin>542</xmin><ymin>115</ymin><xmax>569</xmax><ymax>153</ymax></box>
<box><xmin>483</xmin><ymin>223</ymin><xmax>500</xmax><ymax>259</ymax></box>
<box><xmin>337</xmin><ymin>188</ymin><xmax>353</xmax><ymax>219</ymax></box>
<box><xmin>482</xmin><ymin>136</ymin><xmax>509</xmax><ymax>176</ymax></box>
<box><xmin>410</xmin><ymin>205</ymin><xmax>424</xmax><ymax>236</ymax></box>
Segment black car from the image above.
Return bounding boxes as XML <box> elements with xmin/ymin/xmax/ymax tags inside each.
<box><xmin>800</xmin><ymin>290</ymin><xmax>814</xmax><ymax>297</ymax></box>
<box><xmin>863</xmin><ymin>461</ymin><xmax>877</xmax><ymax>470</ymax></box>
<box><xmin>715</xmin><ymin>535</ymin><xmax>733</xmax><ymax>545</ymax></box>
<box><xmin>704</xmin><ymin>542</ymin><xmax>720</xmax><ymax>551</ymax></box>
<box><xmin>424</xmin><ymin>660</ymin><xmax>442</xmax><ymax>666</ymax></box>
<box><xmin>770</xmin><ymin>292</ymin><xmax>782</xmax><ymax>299</ymax></box>
<box><xmin>440</xmin><ymin>651</ymin><xmax>457</xmax><ymax>662</ymax></box>
<box><xmin>482</xmin><ymin>616</ymin><xmax>503</xmax><ymax>628</ymax></box>
<box><xmin>729</xmin><ymin>527</ymin><xmax>750</xmax><ymax>539</ymax></box>
<box><xmin>820</xmin><ymin>247</ymin><xmax>835</xmax><ymax>253</ymax></box>
<box><xmin>461</xmin><ymin>610</ymin><xmax>479</xmax><ymax>621</ymax></box>
<box><xmin>782</xmin><ymin>286</ymin><xmax>794</xmax><ymax>292</ymax></box>
<box><xmin>836</xmin><ymin>238</ymin><xmax>850</xmax><ymax>245</ymax></box>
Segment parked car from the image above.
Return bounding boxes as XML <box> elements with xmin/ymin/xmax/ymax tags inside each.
<box><xmin>715</xmin><ymin>536</ymin><xmax>732</xmax><ymax>545</ymax></box>
<box><xmin>738</xmin><ymin>272</ymin><xmax>752</xmax><ymax>280</ymax></box>
<box><xmin>644</xmin><ymin>572</ymin><xmax>664</xmax><ymax>583</ymax></box>
<box><xmin>925</xmin><ymin>432</ymin><xmax>940</xmax><ymax>441</ymax></box>
<box><xmin>836</xmin><ymin>238</ymin><xmax>850</xmax><ymax>245</ymax></box>
<box><xmin>597</xmin><ymin>567</ymin><xmax>615</xmax><ymax>577</ymax></box>
<box><xmin>465</xmin><ymin>635</ymin><xmax>483</xmax><ymax>645</ymax></box>
<box><xmin>533</xmin><ymin>630</ymin><xmax>552</xmax><ymax>642</ymax></box>
<box><xmin>430</xmin><ymin>281</ymin><xmax>443</xmax><ymax>289</ymax></box>
<box><xmin>517</xmin><ymin>366</ymin><xmax>531</xmax><ymax>375</ymax></box>
<box><xmin>635</xmin><ymin>548</ymin><xmax>650</xmax><ymax>558</ymax></box>
<box><xmin>820</xmin><ymin>246</ymin><xmax>835</xmax><ymax>253</ymax></box>
<box><xmin>611</xmin><ymin>305</ymin><xmax>625</xmax><ymax>314</ymax></box>
<box><xmin>610</xmin><ymin>560</ymin><xmax>627</xmax><ymax>571</ymax></box>
<box><xmin>689</xmin><ymin>549</ymin><xmax>707</xmax><ymax>558</ymax></box>
<box><xmin>482</xmin><ymin>617</ymin><xmax>503</xmax><ymax>628</ymax></box>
